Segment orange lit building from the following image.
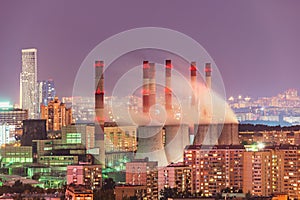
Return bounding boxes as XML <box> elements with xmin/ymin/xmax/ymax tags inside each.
<box><xmin>65</xmin><ymin>185</ymin><xmax>93</xmax><ymax>200</ymax></box>
<box><xmin>115</xmin><ymin>184</ymin><xmax>146</xmax><ymax>200</ymax></box>
<box><xmin>126</xmin><ymin>158</ymin><xmax>158</xmax><ymax>200</ymax></box>
<box><xmin>243</xmin><ymin>145</ymin><xmax>300</xmax><ymax>200</ymax></box>
<box><xmin>40</xmin><ymin>96</ymin><xmax>72</xmax><ymax>131</ymax></box>
<box><xmin>158</xmin><ymin>162</ymin><xmax>193</xmax><ymax>195</ymax></box>
<box><xmin>184</xmin><ymin>145</ymin><xmax>245</xmax><ymax>196</ymax></box>
<box><xmin>67</xmin><ymin>164</ymin><xmax>102</xmax><ymax>190</ymax></box>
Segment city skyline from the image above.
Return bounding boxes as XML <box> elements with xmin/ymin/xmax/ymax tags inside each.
<box><xmin>1</xmin><ymin>1</ymin><xmax>300</xmax><ymax>103</ymax></box>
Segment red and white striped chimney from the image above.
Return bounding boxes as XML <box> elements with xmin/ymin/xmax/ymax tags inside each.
<box><xmin>205</xmin><ymin>63</ymin><xmax>212</xmax><ymax>89</ymax></box>
<box><xmin>149</xmin><ymin>63</ymin><xmax>156</xmax><ymax>108</ymax></box>
<box><xmin>142</xmin><ymin>61</ymin><xmax>150</xmax><ymax>113</ymax></box>
<box><xmin>165</xmin><ymin>60</ymin><xmax>172</xmax><ymax>113</ymax></box>
<box><xmin>190</xmin><ymin>61</ymin><xmax>197</xmax><ymax>106</ymax></box>
<box><xmin>94</xmin><ymin>60</ymin><xmax>105</xmax><ymax>166</ymax></box>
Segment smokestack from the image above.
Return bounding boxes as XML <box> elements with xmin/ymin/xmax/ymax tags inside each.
<box><xmin>95</xmin><ymin>60</ymin><xmax>105</xmax><ymax>166</ymax></box>
<box><xmin>205</xmin><ymin>63</ymin><xmax>212</xmax><ymax>89</ymax></box>
<box><xmin>149</xmin><ymin>63</ymin><xmax>156</xmax><ymax>108</ymax></box>
<box><xmin>190</xmin><ymin>62</ymin><xmax>197</xmax><ymax>106</ymax></box>
<box><xmin>142</xmin><ymin>61</ymin><xmax>150</xmax><ymax>113</ymax></box>
<box><xmin>165</xmin><ymin>60</ymin><xmax>172</xmax><ymax>113</ymax></box>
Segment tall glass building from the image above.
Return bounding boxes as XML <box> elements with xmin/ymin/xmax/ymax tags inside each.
<box><xmin>38</xmin><ymin>79</ymin><xmax>56</xmax><ymax>112</ymax></box>
<box><xmin>20</xmin><ymin>48</ymin><xmax>38</xmax><ymax>119</ymax></box>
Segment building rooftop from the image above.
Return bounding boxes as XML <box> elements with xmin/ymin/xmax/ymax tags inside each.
<box><xmin>185</xmin><ymin>144</ymin><xmax>245</xmax><ymax>150</ymax></box>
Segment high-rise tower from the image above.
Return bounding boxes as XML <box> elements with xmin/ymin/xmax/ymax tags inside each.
<box><xmin>20</xmin><ymin>48</ymin><xmax>38</xmax><ymax>119</ymax></box>
<box><xmin>38</xmin><ymin>79</ymin><xmax>56</xmax><ymax>107</ymax></box>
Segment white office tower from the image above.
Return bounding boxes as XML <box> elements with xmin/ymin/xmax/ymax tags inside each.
<box><xmin>20</xmin><ymin>48</ymin><xmax>38</xmax><ymax>119</ymax></box>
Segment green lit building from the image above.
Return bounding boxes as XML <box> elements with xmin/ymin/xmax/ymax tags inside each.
<box><xmin>32</xmin><ymin>139</ymin><xmax>89</xmax><ymax>172</ymax></box>
<box><xmin>0</xmin><ymin>145</ymin><xmax>32</xmax><ymax>167</ymax></box>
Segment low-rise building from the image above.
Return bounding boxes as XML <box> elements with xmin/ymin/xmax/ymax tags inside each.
<box><xmin>158</xmin><ymin>162</ymin><xmax>192</xmax><ymax>195</ymax></box>
<box><xmin>126</xmin><ymin>158</ymin><xmax>158</xmax><ymax>200</ymax></box>
<box><xmin>65</xmin><ymin>185</ymin><xmax>93</xmax><ymax>200</ymax></box>
<box><xmin>67</xmin><ymin>164</ymin><xmax>102</xmax><ymax>190</ymax></box>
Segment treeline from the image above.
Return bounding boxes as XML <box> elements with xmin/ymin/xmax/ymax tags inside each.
<box><xmin>239</xmin><ymin>124</ymin><xmax>300</xmax><ymax>132</ymax></box>
<box><xmin>0</xmin><ymin>180</ymin><xmax>63</xmax><ymax>196</ymax></box>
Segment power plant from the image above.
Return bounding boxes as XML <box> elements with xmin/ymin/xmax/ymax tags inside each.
<box><xmin>193</xmin><ymin>62</ymin><xmax>239</xmax><ymax>146</ymax></box>
<box><xmin>94</xmin><ymin>59</ymin><xmax>239</xmax><ymax>167</ymax></box>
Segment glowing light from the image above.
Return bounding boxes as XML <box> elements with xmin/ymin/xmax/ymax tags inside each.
<box><xmin>141</xmin><ymin>89</ymin><xmax>149</xmax><ymax>95</ymax></box>
<box><xmin>257</xmin><ymin>142</ymin><xmax>265</xmax><ymax>149</ymax></box>
<box><xmin>0</xmin><ymin>102</ymin><xmax>13</xmax><ymax>110</ymax></box>
<box><xmin>205</xmin><ymin>67</ymin><xmax>212</xmax><ymax>73</ymax></box>
<box><xmin>190</xmin><ymin>66</ymin><xmax>197</xmax><ymax>71</ymax></box>
<box><xmin>244</xmin><ymin>96</ymin><xmax>251</xmax><ymax>101</ymax></box>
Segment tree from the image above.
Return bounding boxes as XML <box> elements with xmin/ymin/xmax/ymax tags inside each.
<box><xmin>245</xmin><ymin>191</ymin><xmax>252</xmax><ymax>200</ymax></box>
<box><xmin>102</xmin><ymin>178</ymin><xmax>115</xmax><ymax>190</ymax></box>
<box><xmin>160</xmin><ymin>187</ymin><xmax>177</xmax><ymax>200</ymax></box>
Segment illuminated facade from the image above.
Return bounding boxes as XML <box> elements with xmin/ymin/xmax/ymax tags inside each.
<box><xmin>115</xmin><ymin>185</ymin><xmax>147</xmax><ymax>200</ymax></box>
<box><xmin>0</xmin><ymin>146</ymin><xmax>33</xmax><ymax>167</ymax></box>
<box><xmin>67</xmin><ymin>164</ymin><xmax>102</xmax><ymax>190</ymax></box>
<box><xmin>0</xmin><ymin>122</ymin><xmax>10</xmax><ymax>146</ymax></box>
<box><xmin>62</xmin><ymin>124</ymin><xmax>95</xmax><ymax>150</ymax></box>
<box><xmin>158</xmin><ymin>162</ymin><xmax>193</xmax><ymax>195</ymax></box>
<box><xmin>20</xmin><ymin>48</ymin><xmax>38</xmax><ymax>119</ymax></box>
<box><xmin>104</xmin><ymin>123</ymin><xmax>137</xmax><ymax>171</ymax></box>
<box><xmin>0</xmin><ymin>105</ymin><xmax>28</xmax><ymax>138</ymax></box>
<box><xmin>126</xmin><ymin>158</ymin><xmax>158</xmax><ymax>200</ymax></box>
<box><xmin>40</xmin><ymin>96</ymin><xmax>72</xmax><ymax>131</ymax></box>
<box><xmin>239</xmin><ymin>129</ymin><xmax>300</xmax><ymax>146</ymax></box>
<box><xmin>37</xmin><ymin>80</ymin><xmax>56</xmax><ymax>112</ymax></box>
<box><xmin>65</xmin><ymin>185</ymin><xmax>93</xmax><ymax>200</ymax></box>
<box><xmin>32</xmin><ymin>138</ymin><xmax>88</xmax><ymax>172</ymax></box>
<box><xmin>184</xmin><ymin>145</ymin><xmax>245</xmax><ymax>196</ymax></box>
<box><xmin>62</xmin><ymin>123</ymin><xmax>136</xmax><ymax>171</ymax></box>
<box><xmin>243</xmin><ymin>150</ymin><xmax>272</xmax><ymax>196</ymax></box>
<box><xmin>243</xmin><ymin>145</ymin><xmax>300</xmax><ymax>200</ymax></box>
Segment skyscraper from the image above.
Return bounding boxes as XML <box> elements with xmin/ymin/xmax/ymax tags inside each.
<box><xmin>37</xmin><ymin>79</ymin><xmax>56</xmax><ymax>109</ymax></box>
<box><xmin>20</xmin><ymin>48</ymin><xmax>38</xmax><ymax>119</ymax></box>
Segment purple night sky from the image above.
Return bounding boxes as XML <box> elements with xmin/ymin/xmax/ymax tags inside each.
<box><xmin>0</xmin><ymin>0</ymin><xmax>300</xmax><ymax>103</ymax></box>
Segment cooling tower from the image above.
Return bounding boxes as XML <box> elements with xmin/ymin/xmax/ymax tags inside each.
<box><xmin>135</xmin><ymin>126</ymin><xmax>168</xmax><ymax>166</ymax></box>
<box><xmin>193</xmin><ymin>123</ymin><xmax>239</xmax><ymax>145</ymax></box>
<box><xmin>164</xmin><ymin>124</ymin><xmax>190</xmax><ymax>163</ymax></box>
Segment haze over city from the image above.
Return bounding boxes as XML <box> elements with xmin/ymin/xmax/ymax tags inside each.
<box><xmin>1</xmin><ymin>0</ymin><xmax>300</xmax><ymax>103</ymax></box>
<box><xmin>1</xmin><ymin>1</ymin><xmax>300</xmax><ymax>200</ymax></box>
